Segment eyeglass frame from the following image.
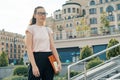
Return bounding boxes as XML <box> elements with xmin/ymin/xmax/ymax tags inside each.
<box><xmin>36</xmin><ymin>12</ymin><xmax>48</xmax><ymax>16</ymax></box>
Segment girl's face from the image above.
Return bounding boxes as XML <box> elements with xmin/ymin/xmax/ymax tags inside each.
<box><xmin>34</xmin><ymin>8</ymin><xmax>47</xmax><ymax>23</ymax></box>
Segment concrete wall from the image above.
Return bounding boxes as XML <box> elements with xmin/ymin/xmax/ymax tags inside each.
<box><xmin>0</xmin><ymin>66</ymin><xmax>14</xmax><ymax>80</ymax></box>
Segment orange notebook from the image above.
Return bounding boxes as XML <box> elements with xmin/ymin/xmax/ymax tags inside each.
<box><xmin>48</xmin><ymin>55</ymin><xmax>59</xmax><ymax>74</ymax></box>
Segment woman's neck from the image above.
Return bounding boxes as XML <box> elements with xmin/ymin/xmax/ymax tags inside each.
<box><xmin>36</xmin><ymin>22</ymin><xmax>44</xmax><ymax>26</ymax></box>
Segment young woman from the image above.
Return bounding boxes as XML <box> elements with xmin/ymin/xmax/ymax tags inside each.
<box><xmin>25</xmin><ymin>6</ymin><xmax>62</xmax><ymax>80</ymax></box>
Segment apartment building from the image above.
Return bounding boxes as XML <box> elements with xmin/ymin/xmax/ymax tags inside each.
<box><xmin>0</xmin><ymin>29</ymin><xmax>26</xmax><ymax>64</ymax></box>
<box><xmin>46</xmin><ymin>0</ymin><xmax>120</xmax><ymax>40</ymax></box>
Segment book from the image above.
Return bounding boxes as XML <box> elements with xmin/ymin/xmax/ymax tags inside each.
<box><xmin>48</xmin><ymin>54</ymin><xmax>59</xmax><ymax>74</ymax></box>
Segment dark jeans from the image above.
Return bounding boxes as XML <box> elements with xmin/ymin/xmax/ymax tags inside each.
<box><xmin>28</xmin><ymin>52</ymin><xmax>54</xmax><ymax>80</ymax></box>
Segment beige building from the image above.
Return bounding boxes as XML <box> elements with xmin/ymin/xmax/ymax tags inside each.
<box><xmin>46</xmin><ymin>0</ymin><xmax>120</xmax><ymax>40</ymax></box>
<box><xmin>0</xmin><ymin>29</ymin><xmax>26</xmax><ymax>64</ymax></box>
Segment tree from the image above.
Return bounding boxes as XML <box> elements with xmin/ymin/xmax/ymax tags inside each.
<box><xmin>80</xmin><ymin>45</ymin><xmax>93</xmax><ymax>60</ymax></box>
<box><xmin>18</xmin><ymin>57</ymin><xmax>24</xmax><ymax>65</ymax></box>
<box><xmin>76</xmin><ymin>17</ymin><xmax>90</xmax><ymax>37</ymax></box>
<box><xmin>100</xmin><ymin>12</ymin><xmax>110</xmax><ymax>35</ymax></box>
<box><xmin>106</xmin><ymin>38</ymin><xmax>120</xmax><ymax>59</ymax></box>
<box><xmin>0</xmin><ymin>51</ymin><xmax>9</xmax><ymax>67</ymax></box>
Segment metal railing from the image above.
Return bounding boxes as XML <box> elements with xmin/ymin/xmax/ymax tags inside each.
<box><xmin>106</xmin><ymin>72</ymin><xmax>120</xmax><ymax>80</ymax></box>
<box><xmin>92</xmin><ymin>63</ymin><xmax>120</xmax><ymax>80</ymax></box>
<box><xmin>67</xmin><ymin>43</ymin><xmax>120</xmax><ymax>80</ymax></box>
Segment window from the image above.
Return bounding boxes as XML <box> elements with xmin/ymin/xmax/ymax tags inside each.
<box><xmin>10</xmin><ymin>44</ymin><xmax>12</xmax><ymax>47</ymax></box>
<box><xmin>2</xmin><ymin>42</ymin><xmax>4</xmax><ymax>45</ymax></box>
<box><xmin>91</xmin><ymin>28</ymin><xmax>98</xmax><ymax>34</ymax></box>
<box><xmin>100</xmin><ymin>7</ymin><xmax>103</xmax><ymax>13</ymax></box>
<box><xmin>110</xmin><ymin>25</ymin><xmax>115</xmax><ymax>33</ymax></box>
<box><xmin>117</xmin><ymin>4</ymin><xmax>120</xmax><ymax>10</ymax></box>
<box><xmin>68</xmin><ymin>8</ymin><xmax>71</xmax><ymax>13</ymax></box>
<box><xmin>99</xmin><ymin>0</ymin><xmax>103</xmax><ymax>4</ymax></box>
<box><xmin>18</xmin><ymin>50</ymin><xmax>20</xmax><ymax>53</ymax></box>
<box><xmin>59</xmin><ymin>14</ymin><xmax>61</xmax><ymax>19</ymax></box>
<box><xmin>10</xmin><ymin>54</ymin><xmax>12</xmax><ymax>58</ymax></box>
<box><xmin>14</xmin><ymin>49</ymin><xmax>16</xmax><ymax>54</ymax></box>
<box><xmin>77</xmin><ymin>8</ymin><xmax>79</xmax><ymax>13</ymax></box>
<box><xmin>106</xmin><ymin>5</ymin><xmax>114</xmax><ymax>12</ymax></box>
<box><xmin>105</xmin><ymin>0</ymin><xmax>108</xmax><ymax>2</ymax></box>
<box><xmin>118</xmin><ymin>25</ymin><xmax>120</xmax><ymax>30</ymax></box>
<box><xmin>83</xmin><ymin>9</ymin><xmax>86</xmax><ymax>15</ymax></box>
<box><xmin>56</xmin><ymin>15</ymin><xmax>58</xmax><ymax>19</ymax></box>
<box><xmin>89</xmin><ymin>8</ymin><xmax>96</xmax><ymax>14</ymax></box>
<box><xmin>90</xmin><ymin>1</ymin><xmax>95</xmax><ymax>5</ymax></box>
<box><xmin>72</xmin><ymin>8</ymin><xmax>75</xmax><ymax>13</ymax></box>
<box><xmin>90</xmin><ymin>18</ymin><xmax>97</xmax><ymax>24</ymax></box>
<box><xmin>6</xmin><ymin>43</ymin><xmax>8</xmax><ymax>47</ymax></box>
<box><xmin>10</xmin><ymin>49</ymin><xmax>12</xmax><ymax>53</ymax></box>
<box><xmin>22</xmin><ymin>45</ymin><xmax>24</xmax><ymax>48</ymax></box>
<box><xmin>14</xmin><ymin>44</ymin><xmax>16</xmax><ymax>48</ymax></box>
<box><xmin>64</xmin><ymin>9</ymin><xmax>66</xmax><ymax>14</ymax></box>
<box><xmin>66</xmin><ymin>24</ymin><xmax>69</xmax><ymax>27</ymax></box>
<box><xmin>68</xmin><ymin>16</ymin><xmax>71</xmax><ymax>19</ymax></box>
<box><xmin>117</xmin><ymin>14</ymin><xmax>120</xmax><ymax>21</ymax></box>
<box><xmin>70</xmin><ymin>23</ymin><xmax>73</xmax><ymax>27</ymax></box>
<box><xmin>18</xmin><ymin>55</ymin><xmax>20</xmax><ymax>58</ymax></box>
<box><xmin>107</xmin><ymin>15</ymin><xmax>115</xmax><ymax>21</ymax></box>
<box><xmin>14</xmin><ymin>54</ymin><xmax>16</xmax><ymax>58</ymax></box>
<box><xmin>56</xmin><ymin>34</ymin><xmax>59</xmax><ymax>40</ymax></box>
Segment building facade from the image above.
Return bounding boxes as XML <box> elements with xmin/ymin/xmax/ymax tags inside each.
<box><xmin>0</xmin><ymin>29</ymin><xmax>26</xmax><ymax>64</ymax></box>
<box><xmin>46</xmin><ymin>0</ymin><xmax>120</xmax><ymax>40</ymax></box>
<box><xmin>45</xmin><ymin>0</ymin><xmax>120</xmax><ymax>63</ymax></box>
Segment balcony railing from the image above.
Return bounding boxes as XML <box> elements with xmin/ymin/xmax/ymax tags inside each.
<box><xmin>54</xmin><ymin>30</ymin><xmax>120</xmax><ymax>40</ymax></box>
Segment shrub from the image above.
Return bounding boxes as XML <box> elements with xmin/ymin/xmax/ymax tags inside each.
<box><xmin>66</xmin><ymin>70</ymin><xmax>80</xmax><ymax>79</ymax></box>
<box><xmin>70</xmin><ymin>70</ymin><xmax>79</xmax><ymax>77</ymax></box>
<box><xmin>0</xmin><ymin>51</ymin><xmax>8</xmax><ymax>67</ymax></box>
<box><xmin>13</xmin><ymin>66</ymin><xmax>28</xmax><ymax>77</ymax></box>
<box><xmin>80</xmin><ymin>45</ymin><xmax>93</xmax><ymax>60</ymax></box>
<box><xmin>2</xmin><ymin>76</ymin><xmax>27</xmax><ymax>80</ymax></box>
<box><xmin>86</xmin><ymin>57</ymin><xmax>103</xmax><ymax>69</ymax></box>
<box><xmin>106</xmin><ymin>38</ymin><xmax>120</xmax><ymax>59</ymax></box>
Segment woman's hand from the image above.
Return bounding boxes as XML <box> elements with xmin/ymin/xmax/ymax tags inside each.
<box><xmin>32</xmin><ymin>65</ymin><xmax>40</xmax><ymax>77</ymax></box>
<box><xmin>57</xmin><ymin>62</ymin><xmax>62</xmax><ymax>72</ymax></box>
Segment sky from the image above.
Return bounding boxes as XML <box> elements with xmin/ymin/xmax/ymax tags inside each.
<box><xmin>0</xmin><ymin>0</ymin><xmax>66</xmax><ymax>35</ymax></box>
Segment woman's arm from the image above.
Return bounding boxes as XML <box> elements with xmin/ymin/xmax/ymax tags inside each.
<box><xmin>25</xmin><ymin>31</ymin><xmax>40</xmax><ymax>77</ymax></box>
<box><xmin>25</xmin><ymin>31</ymin><xmax>36</xmax><ymax>67</ymax></box>
<box><xmin>49</xmin><ymin>33</ymin><xmax>61</xmax><ymax>65</ymax></box>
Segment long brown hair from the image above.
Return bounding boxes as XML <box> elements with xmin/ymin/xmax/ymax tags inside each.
<box><xmin>29</xmin><ymin>6</ymin><xmax>44</xmax><ymax>25</ymax></box>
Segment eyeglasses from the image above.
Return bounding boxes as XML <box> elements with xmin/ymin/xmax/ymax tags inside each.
<box><xmin>36</xmin><ymin>12</ymin><xmax>48</xmax><ymax>16</ymax></box>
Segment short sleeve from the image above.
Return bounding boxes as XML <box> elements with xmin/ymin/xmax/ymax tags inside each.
<box><xmin>47</xmin><ymin>27</ymin><xmax>53</xmax><ymax>34</ymax></box>
<box><xmin>25</xmin><ymin>26</ymin><xmax>33</xmax><ymax>34</ymax></box>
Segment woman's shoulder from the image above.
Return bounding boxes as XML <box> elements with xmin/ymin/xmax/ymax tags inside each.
<box><xmin>46</xmin><ymin>27</ymin><xmax>53</xmax><ymax>34</ymax></box>
<box><xmin>28</xmin><ymin>24</ymin><xmax>36</xmax><ymax>28</ymax></box>
<box><xmin>46</xmin><ymin>27</ymin><xmax>52</xmax><ymax>30</ymax></box>
<box><xmin>26</xmin><ymin>25</ymin><xmax>37</xmax><ymax>30</ymax></box>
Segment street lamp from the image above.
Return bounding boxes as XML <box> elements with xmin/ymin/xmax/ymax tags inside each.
<box><xmin>57</xmin><ymin>26</ymin><xmax>63</xmax><ymax>39</ymax></box>
<box><xmin>108</xmin><ymin>11</ymin><xmax>113</xmax><ymax>16</ymax></box>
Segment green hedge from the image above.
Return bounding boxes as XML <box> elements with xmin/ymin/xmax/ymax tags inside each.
<box><xmin>86</xmin><ymin>57</ymin><xmax>103</xmax><ymax>69</ymax></box>
<box><xmin>13</xmin><ymin>66</ymin><xmax>28</xmax><ymax>77</ymax></box>
<box><xmin>3</xmin><ymin>76</ymin><xmax>27</xmax><ymax>80</ymax></box>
